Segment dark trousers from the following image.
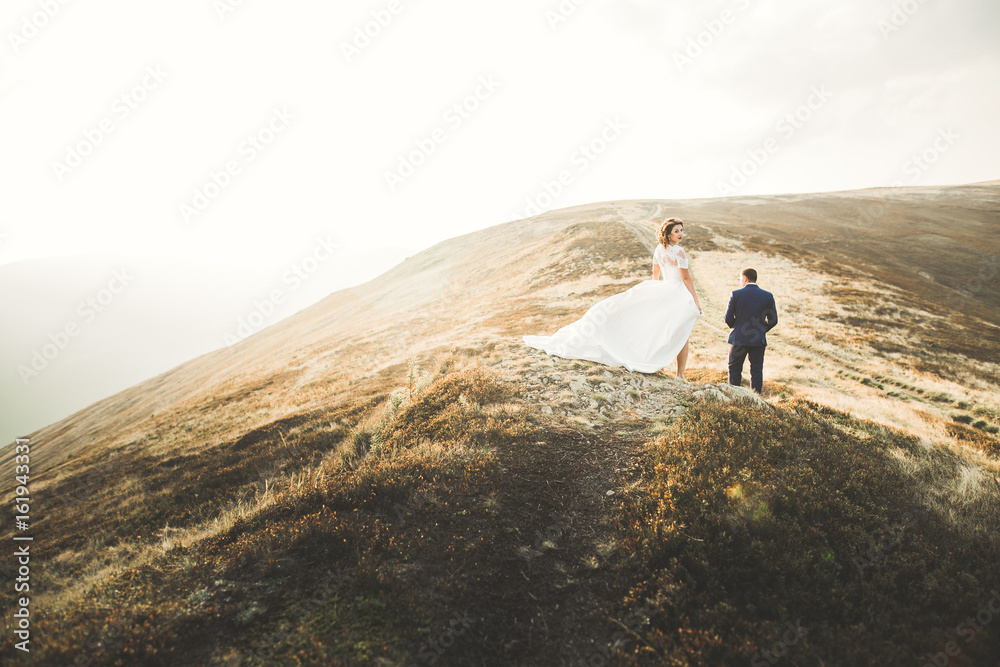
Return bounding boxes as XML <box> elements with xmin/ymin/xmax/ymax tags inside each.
<box><xmin>729</xmin><ymin>345</ymin><xmax>766</xmax><ymax>393</ymax></box>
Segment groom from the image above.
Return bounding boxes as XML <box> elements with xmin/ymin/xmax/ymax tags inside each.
<box><xmin>724</xmin><ymin>268</ymin><xmax>778</xmax><ymax>394</ymax></box>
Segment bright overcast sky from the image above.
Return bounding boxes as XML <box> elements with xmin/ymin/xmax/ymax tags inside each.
<box><xmin>1</xmin><ymin>0</ymin><xmax>998</xmax><ymax>436</ymax></box>
<box><xmin>3</xmin><ymin>0</ymin><xmax>998</xmax><ymax>271</ymax></box>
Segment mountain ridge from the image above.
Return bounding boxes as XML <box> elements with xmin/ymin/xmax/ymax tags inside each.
<box><xmin>3</xmin><ymin>182</ymin><xmax>1000</xmax><ymax>665</ymax></box>
<box><xmin>6</xmin><ymin>182</ymin><xmax>998</xmax><ymax>470</ymax></box>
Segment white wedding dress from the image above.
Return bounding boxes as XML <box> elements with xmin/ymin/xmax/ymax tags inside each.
<box><xmin>523</xmin><ymin>243</ymin><xmax>700</xmax><ymax>373</ymax></box>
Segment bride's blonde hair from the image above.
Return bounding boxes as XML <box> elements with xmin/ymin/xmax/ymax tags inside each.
<box><xmin>658</xmin><ymin>218</ymin><xmax>684</xmax><ymax>247</ymax></box>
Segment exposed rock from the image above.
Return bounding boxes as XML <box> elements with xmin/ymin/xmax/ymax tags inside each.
<box><xmin>716</xmin><ymin>383</ymin><xmax>772</xmax><ymax>409</ymax></box>
<box><xmin>520</xmin><ymin>347</ymin><xmax>773</xmax><ymax>426</ymax></box>
<box><xmin>694</xmin><ymin>387</ymin><xmax>729</xmax><ymax>403</ymax></box>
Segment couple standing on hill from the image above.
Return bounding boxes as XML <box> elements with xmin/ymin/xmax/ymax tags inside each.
<box><xmin>523</xmin><ymin>218</ymin><xmax>778</xmax><ymax>393</ymax></box>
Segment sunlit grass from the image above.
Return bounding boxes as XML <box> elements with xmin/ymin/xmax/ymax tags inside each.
<box><xmin>612</xmin><ymin>399</ymin><xmax>1000</xmax><ymax>665</ymax></box>
<box><xmin>2</xmin><ymin>198</ymin><xmax>997</xmax><ymax>664</ymax></box>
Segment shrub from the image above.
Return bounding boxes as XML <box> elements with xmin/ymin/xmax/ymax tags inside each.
<box><xmin>973</xmin><ymin>406</ymin><xmax>1000</xmax><ymax>420</ymax></box>
<box><xmin>613</xmin><ymin>400</ymin><xmax>1000</xmax><ymax>665</ymax></box>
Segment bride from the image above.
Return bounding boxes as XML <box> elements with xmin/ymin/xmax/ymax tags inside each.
<box><xmin>523</xmin><ymin>218</ymin><xmax>703</xmax><ymax>378</ymax></box>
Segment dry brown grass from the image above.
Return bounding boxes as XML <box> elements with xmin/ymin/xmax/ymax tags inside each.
<box><xmin>1</xmin><ymin>184</ymin><xmax>998</xmax><ymax>664</ymax></box>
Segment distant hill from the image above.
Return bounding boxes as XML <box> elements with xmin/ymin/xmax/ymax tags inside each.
<box><xmin>7</xmin><ymin>182</ymin><xmax>997</xmax><ymax>470</ymax></box>
<box><xmin>2</xmin><ymin>183</ymin><xmax>998</xmax><ymax>665</ymax></box>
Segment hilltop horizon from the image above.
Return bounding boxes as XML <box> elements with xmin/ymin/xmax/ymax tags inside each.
<box><xmin>5</xmin><ymin>1</ymin><xmax>999</xmax><ymax>660</ymax></box>
<box><xmin>4</xmin><ymin>179</ymin><xmax>998</xmax><ymax>449</ymax></box>
<box><xmin>2</xmin><ymin>180</ymin><xmax>999</xmax><ymax>665</ymax></box>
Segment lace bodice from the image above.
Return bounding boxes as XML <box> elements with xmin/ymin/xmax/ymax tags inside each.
<box><xmin>653</xmin><ymin>243</ymin><xmax>688</xmax><ymax>283</ymax></box>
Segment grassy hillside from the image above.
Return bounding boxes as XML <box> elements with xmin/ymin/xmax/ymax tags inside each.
<box><xmin>2</xmin><ymin>183</ymin><xmax>999</xmax><ymax>665</ymax></box>
<box><xmin>616</xmin><ymin>399</ymin><xmax>1000</xmax><ymax>665</ymax></box>
<box><xmin>14</xmin><ymin>353</ymin><xmax>1000</xmax><ymax>665</ymax></box>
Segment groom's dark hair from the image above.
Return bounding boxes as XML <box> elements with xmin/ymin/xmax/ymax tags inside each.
<box><xmin>742</xmin><ymin>268</ymin><xmax>758</xmax><ymax>283</ymax></box>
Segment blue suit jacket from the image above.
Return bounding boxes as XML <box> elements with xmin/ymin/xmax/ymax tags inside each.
<box><xmin>724</xmin><ymin>284</ymin><xmax>778</xmax><ymax>347</ymax></box>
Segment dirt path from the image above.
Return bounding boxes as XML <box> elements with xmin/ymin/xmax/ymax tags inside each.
<box><xmin>432</xmin><ymin>347</ymin><xmax>763</xmax><ymax>665</ymax></box>
<box><xmin>448</xmin><ymin>418</ymin><xmax>643</xmax><ymax>665</ymax></box>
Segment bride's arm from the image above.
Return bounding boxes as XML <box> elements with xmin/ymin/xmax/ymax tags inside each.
<box><xmin>679</xmin><ymin>267</ymin><xmax>703</xmax><ymax>314</ymax></box>
<box><xmin>652</xmin><ymin>263</ymin><xmax>661</xmax><ymax>280</ymax></box>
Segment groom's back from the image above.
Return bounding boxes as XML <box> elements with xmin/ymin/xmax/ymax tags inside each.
<box><xmin>725</xmin><ymin>284</ymin><xmax>777</xmax><ymax>346</ymax></box>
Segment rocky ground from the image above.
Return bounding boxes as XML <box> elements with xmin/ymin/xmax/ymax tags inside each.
<box><xmin>509</xmin><ymin>344</ymin><xmax>770</xmax><ymax>428</ymax></box>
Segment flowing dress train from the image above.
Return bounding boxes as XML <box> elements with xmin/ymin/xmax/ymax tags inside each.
<box><xmin>523</xmin><ymin>243</ymin><xmax>700</xmax><ymax>373</ymax></box>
